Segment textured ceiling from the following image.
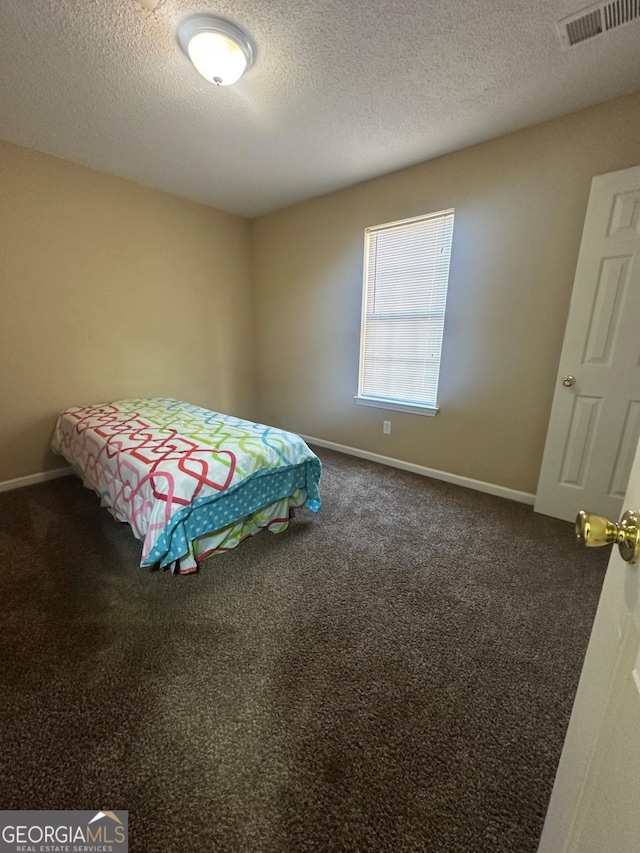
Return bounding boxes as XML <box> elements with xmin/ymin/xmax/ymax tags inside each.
<box><xmin>0</xmin><ymin>0</ymin><xmax>639</xmax><ymax>216</ymax></box>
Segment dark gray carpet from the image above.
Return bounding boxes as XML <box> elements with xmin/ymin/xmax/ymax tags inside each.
<box><xmin>0</xmin><ymin>448</ymin><xmax>607</xmax><ymax>852</ymax></box>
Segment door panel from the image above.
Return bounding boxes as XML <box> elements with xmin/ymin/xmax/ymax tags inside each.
<box><xmin>582</xmin><ymin>256</ymin><xmax>627</xmax><ymax>364</ymax></box>
<box><xmin>559</xmin><ymin>396</ymin><xmax>601</xmax><ymax>486</ymax></box>
<box><xmin>608</xmin><ymin>401</ymin><xmax>640</xmax><ymax>498</ymax></box>
<box><xmin>608</xmin><ymin>190</ymin><xmax>640</xmax><ymax>236</ymax></box>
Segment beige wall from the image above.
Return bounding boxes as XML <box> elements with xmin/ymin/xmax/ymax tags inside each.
<box><xmin>251</xmin><ymin>91</ymin><xmax>640</xmax><ymax>494</ymax></box>
<box><xmin>3</xmin><ymin>91</ymin><xmax>640</xmax><ymax>491</ymax></box>
<box><xmin>0</xmin><ymin>140</ymin><xmax>254</xmax><ymax>481</ymax></box>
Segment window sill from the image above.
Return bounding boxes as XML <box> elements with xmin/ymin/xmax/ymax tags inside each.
<box><xmin>353</xmin><ymin>396</ymin><xmax>439</xmax><ymax>417</ymax></box>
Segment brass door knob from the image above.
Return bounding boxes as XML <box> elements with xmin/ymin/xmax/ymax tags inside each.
<box><xmin>576</xmin><ymin>509</ymin><xmax>640</xmax><ymax>564</ymax></box>
<box><xmin>562</xmin><ymin>375</ymin><xmax>576</xmax><ymax>387</ymax></box>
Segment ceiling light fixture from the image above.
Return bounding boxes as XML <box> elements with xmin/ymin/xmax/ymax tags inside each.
<box><xmin>176</xmin><ymin>14</ymin><xmax>256</xmax><ymax>87</ymax></box>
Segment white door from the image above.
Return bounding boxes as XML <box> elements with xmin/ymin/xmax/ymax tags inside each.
<box><xmin>538</xmin><ymin>435</ymin><xmax>640</xmax><ymax>853</ymax></box>
<box><xmin>535</xmin><ymin>165</ymin><xmax>640</xmax><ymax>523</ymax></box>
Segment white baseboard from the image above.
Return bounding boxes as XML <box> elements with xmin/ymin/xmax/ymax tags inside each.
<box><xmin>300</xmin><ymin>434</ymin><xmax>535</xmax><ymax>506</ymax></box>
<box><xmin>0</xmin><ymin>466</ymin><xmax>73</xmax><ymax>493</ymax></box>
<box><xmin>0</xmin><ymin>444</ymin><xmax>535</xmax><ymax>505</ymax></box>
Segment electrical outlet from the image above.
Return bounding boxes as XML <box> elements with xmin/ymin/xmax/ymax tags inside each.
<box><xmin>383</xmin><ymin>420</ymin><xmax>391</xmax><ymax>435</ymax></box>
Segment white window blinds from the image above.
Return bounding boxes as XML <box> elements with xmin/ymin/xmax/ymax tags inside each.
<box><xmin>358</xmin><ymin>209</ymin><xmax>454</xmax><ymax>409</ymax></box>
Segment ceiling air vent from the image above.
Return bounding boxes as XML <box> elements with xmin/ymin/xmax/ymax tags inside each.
<box><xmin>557</xmin><ymin>0</ymin><xmax>640</xmax><ymax>48</ymax></box>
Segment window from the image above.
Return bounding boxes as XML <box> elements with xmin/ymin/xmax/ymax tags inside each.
<box><xmin>355</xmin><ymin>209</ymin><xmax>454</xmax><ymax>416</ymax></box>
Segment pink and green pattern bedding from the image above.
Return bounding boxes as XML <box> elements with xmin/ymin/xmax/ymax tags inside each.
<box><xmin>51</xmin><ymin>398</ymin><xmax>321</xmax><ymax>574</ymax></box>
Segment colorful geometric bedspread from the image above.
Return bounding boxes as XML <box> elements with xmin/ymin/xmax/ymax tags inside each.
<box><xmin>51</xmin><ymin>398</ymin><xmax>321</xmax><ymax>573</ymax></box>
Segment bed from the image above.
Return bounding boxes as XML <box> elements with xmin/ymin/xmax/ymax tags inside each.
<box><xmin>51</xmin><ymin>398</ymin><xmax>321</xmax><ymax>574</ymax></box>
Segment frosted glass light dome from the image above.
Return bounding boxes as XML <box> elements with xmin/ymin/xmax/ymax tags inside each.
<box><xmin>177</xmin><ymin>15</ymin><xmax>256</xmax><ymax>87</ymax></box>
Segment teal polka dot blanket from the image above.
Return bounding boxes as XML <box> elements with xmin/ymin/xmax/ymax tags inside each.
<box><xmin>51</xmin><ymin>398</ymin><xmax>321</xmax><ymax>574</ymax></box>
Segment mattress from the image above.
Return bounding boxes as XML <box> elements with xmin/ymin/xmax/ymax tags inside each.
<box><xmin>51</xmin><ymin>398</ymin><xmax>321</xmax><ymax>573</ymax></box>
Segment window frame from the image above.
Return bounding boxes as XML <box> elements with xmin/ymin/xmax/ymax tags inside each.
<box><xmin>354</xmin><ymin>208</ymin><xmax>454</xmax><ymax>417</ymax></box>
